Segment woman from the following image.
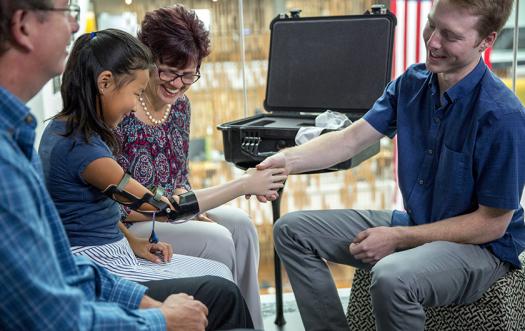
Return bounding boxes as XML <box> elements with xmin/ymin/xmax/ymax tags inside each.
<box><xmin>115</xmin><ymin>5</ymin><xmax>265</xmax><ymax>327</ymax></box>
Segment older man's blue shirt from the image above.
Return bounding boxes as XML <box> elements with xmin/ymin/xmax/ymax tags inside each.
<box><xmin>364</xmin><ymin>60</ymin><xmax>525</xmax><ymax>267</ymax></box>
<box><xmin>0</xmin><ymin>87</ymin><xmax>165</xmax><ymax>330</ymax></box>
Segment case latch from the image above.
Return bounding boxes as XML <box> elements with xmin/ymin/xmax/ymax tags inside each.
<box><xmin>289</xmin><ymin>9</ymin><xmax>302</xmax><ymax>18</ymax></box>
<box><xmin>370</xmin><ymin>4</ymin><xmax>387</xmax><ymax>15</ymax></box>
<box><xmin>278</xmin><ymin>8</ymin><xmax>302</xmax><ymax>20</ymax></box>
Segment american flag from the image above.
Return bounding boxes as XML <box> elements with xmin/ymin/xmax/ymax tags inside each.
<box><xmin>390</xmin><ymin>0</ymin><xmax>433</xmax><ymax>78</ymax></box>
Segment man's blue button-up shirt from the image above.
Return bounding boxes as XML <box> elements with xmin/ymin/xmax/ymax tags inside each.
<box><xmin>0</xmin><ymin>87</ymin><xmax>166</xmax><ymax>330</ymax></box>
<box><xmin>364</xmin><ymin>60</ymin><xmax>525</xmax><ymax>268</ymax></box>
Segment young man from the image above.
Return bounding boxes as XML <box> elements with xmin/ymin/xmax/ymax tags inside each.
<box><xmin>0</xmin><ymin>1</ymin><xmax>253</xmax><ymax>330</ymax></box>
<box><xmin>257</xmin><ymin>0</ymin><xmax>525</xmax><ymax>330</ymax></box>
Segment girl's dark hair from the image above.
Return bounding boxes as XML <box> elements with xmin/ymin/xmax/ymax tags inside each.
<box><xmin>138</xmin><ymin>4</ymin><xmax>210</xmax><ymax>70</ymax></box>
<box><xmin>53</xmin><ymin>28</ymin><xmax>153</xmax><ymax>151</ymax></box>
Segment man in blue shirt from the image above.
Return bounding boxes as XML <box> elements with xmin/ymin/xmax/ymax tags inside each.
<box><xmin>0</xmin><ymin>1</ymin><xmax>253</xmax><ymax>330</ymax></box>
<box><xmin>257</xmin><ymin>0</ymin><xmax>525</xmax><ymax>330</ymax></box>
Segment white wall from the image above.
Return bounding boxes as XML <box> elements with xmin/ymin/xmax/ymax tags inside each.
<box><xmin>28</xmin><ymin>0</ymin><xmax>90</xmax><ymax>148</ymax></box>
<box><xmin>27</xmin><ymin>80</ymin><xmax>62</xmax><ymax>148</ymax></box>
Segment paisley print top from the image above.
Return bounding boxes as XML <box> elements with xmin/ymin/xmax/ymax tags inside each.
<box><xmin>115</xmin><ymin>95</ymin><xmax>191</xmax><ymax>196</ymax></box>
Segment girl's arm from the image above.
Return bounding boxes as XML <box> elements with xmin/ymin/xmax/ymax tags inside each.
<box><xmin>82</xmin><ymin>157</ymin><xmax>173</xmax><ymax>214</ymax></box>
<box><xmin>190</xmin><ymin>168</ymin><xmax>286</xmax><ymax>212</ymax></box>
<box><xmin>82</xmin><ymin>157</ymin><xmax>286</xmax><ymax>218</ymax></box>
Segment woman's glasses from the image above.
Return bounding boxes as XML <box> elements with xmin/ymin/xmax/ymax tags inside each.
<box><xmin>157</xmin><ymin>68</ymin><xmax>201</xmax><ymax>85</ymax></box>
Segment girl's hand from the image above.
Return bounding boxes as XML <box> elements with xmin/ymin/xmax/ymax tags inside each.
<box><xmin>129</xmin><ymin>236</ymin><xmax>173</xmax><ymax>263</ymax></box>
<box><xmin>242</xmin><ymin>167</ymin><xmax>287</xmax><ymax>197</ymax></box>
<box><xmin>246</xmin><ymin>153</ymin><xmax>290</xmax><ymax>202</ymax></box>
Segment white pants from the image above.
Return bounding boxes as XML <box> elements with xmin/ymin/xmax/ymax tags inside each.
<box><xmin>128</xmin><ymin>205</ymin><xmax>263</xmax><ymax>329</ymax></box>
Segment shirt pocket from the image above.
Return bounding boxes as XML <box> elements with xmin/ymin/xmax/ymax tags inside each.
<box><xmin>433</xmin><ymin>145</ymin><xmax>471</xmax><ymax>216</ymax></box>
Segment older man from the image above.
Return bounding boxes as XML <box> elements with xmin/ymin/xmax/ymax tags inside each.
<box><xmin>0</xmin><ymin>1</ymin><xmax>253</xmax><ymax>330</ymax></box>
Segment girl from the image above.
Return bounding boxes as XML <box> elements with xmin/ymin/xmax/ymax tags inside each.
<box><xmin>38</xmin><ymin>29</ymin><xmax>285</xmax><ymax>286</ymax></box>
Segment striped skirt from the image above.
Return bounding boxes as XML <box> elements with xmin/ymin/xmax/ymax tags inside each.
<box><xmin>71</xmin><ymin>237</ymin><xmax>233</xmax><ymax>282</ymax></box>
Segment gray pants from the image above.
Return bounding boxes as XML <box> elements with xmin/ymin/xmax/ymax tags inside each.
<box><xmin>273</xmin><ymin>209</ymin><xmax>511</xmax><ymax>331</ymax></box>
<box><xmin>129</xmin><ymin>205</ymin><xmax>263</xmax><ymax>329</ymax></box>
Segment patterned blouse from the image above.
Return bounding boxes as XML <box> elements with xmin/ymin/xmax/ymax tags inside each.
<box><xmin>115</xmin><ymin>95</ymin><xmax>192</xmax><ymax>196</ymax></box>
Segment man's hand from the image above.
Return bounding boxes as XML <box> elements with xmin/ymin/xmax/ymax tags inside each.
<box><xmin>160</xmin><ymin>293</ymin><xmax>208</xmax><ymax>331</ymax></box>
<box><xmin>256</xmin><ymin>152</ymin><xmax>288</xmax><ymax>172</ymax></box>
<box><xmin>349</xmin><ymin>227</ymin><xmax>401</xmax><ymax>264</ymax></box>
<box><xmin>245</xmin><ymin>153</ymin><xmax>288</xmax><ymax>202</ymax></box>
<box><xmin>129</xmin><ymin>236</ymin><xmax>173</xmax><ymax>263</ymax></box>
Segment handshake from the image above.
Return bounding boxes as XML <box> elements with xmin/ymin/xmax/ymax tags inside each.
<box><xmin>242</xmin><ymin>153</ymin><xmax>289</xmax><ymax>202</ymax></box>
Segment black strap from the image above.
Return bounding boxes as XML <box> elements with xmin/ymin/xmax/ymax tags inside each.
<box><xmin>167</xmin><ymin>191</ymin><xmax>200</xmax><ymax>220</ymax></box>
<box><xmin>103</xmin><ymin>174</ymin><xmax>170</xmax><ymax>217</ymax></box>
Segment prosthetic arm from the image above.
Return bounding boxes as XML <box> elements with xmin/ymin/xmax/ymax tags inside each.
<box><xmin>102</xmin><ymin>173</ymin><xmax>200</xmax><ymax>221</ymax></box>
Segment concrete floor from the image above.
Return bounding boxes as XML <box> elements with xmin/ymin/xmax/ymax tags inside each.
<box><xmin>261</xmin><ymin>289</ymin><xmax>350</xmax><ymax>331</ymax></box>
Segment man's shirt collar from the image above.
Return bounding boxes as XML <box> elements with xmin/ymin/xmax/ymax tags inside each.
<box><xmin>428</xmin><ymin>58</ymin><xmax>487</xmax><ymax>107</ymax></box>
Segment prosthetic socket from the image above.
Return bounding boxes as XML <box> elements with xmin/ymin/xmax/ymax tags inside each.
<box><xmin>103</xmin><ymin>173</ymin><xmax>200</xmax><ymax>221</ymax></box>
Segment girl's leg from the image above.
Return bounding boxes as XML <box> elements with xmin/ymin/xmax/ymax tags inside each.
<box><xmin>127</xmin><ymin>220</ymin><xmax>236</xmax><ymax>274</ymax></box>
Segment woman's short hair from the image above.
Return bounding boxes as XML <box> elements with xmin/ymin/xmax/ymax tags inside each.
<box><xmin>138</xmin><ymin>4</ymin><xmax>211</xmax><ymax>70</ymax></box>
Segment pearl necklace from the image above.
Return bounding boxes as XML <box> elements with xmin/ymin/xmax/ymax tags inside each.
<box><xmin>139</xmin><ymin>95</ymin><xmax>171</xmax><ymax>125</ymax></box>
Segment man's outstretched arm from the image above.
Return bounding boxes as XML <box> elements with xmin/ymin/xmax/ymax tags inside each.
<box><xmin>252</xmin><ymin>119</ymin><xmax>384</xmax><ymax>202</ymax></box>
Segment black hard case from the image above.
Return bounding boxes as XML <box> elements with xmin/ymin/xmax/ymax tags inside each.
<box><xmin>218</xmin><ymin>11</ymin><xmax>396</xmax><ymax>170</ymax></box>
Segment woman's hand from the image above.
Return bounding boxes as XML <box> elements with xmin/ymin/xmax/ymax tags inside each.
<box><xmin>170</xmin><ymin>188</ymin><xmax>185</xmax><ymax>207</ymax></box>
<box><xmin>242</xmin><ymin>167</ymin><xmax>287</xmax><ymax>198</ymax></box>
<box><xmin>194</xmin><ymin>212</ymin><xmax>214</xmax><ymax>222</ymax></box>
<box><xmin>128</xmin><ymin>236</ymin><xmax>173</xmax><ymax>263</ymax></box>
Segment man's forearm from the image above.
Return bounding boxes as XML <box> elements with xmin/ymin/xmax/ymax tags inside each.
<box><xmin>285</xmin><ymin>119</ymin><xmax>383</xmax><ymax>174</ymax></box>
<box><xmin>285</xmin><ymin>130</ymin><xmax>348</xmax><ymax>174</ymax></box>
<box><xmin>395</xmin><ymin>206</ymin><xmax>513</xmax><ymax>250</ymax></box>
